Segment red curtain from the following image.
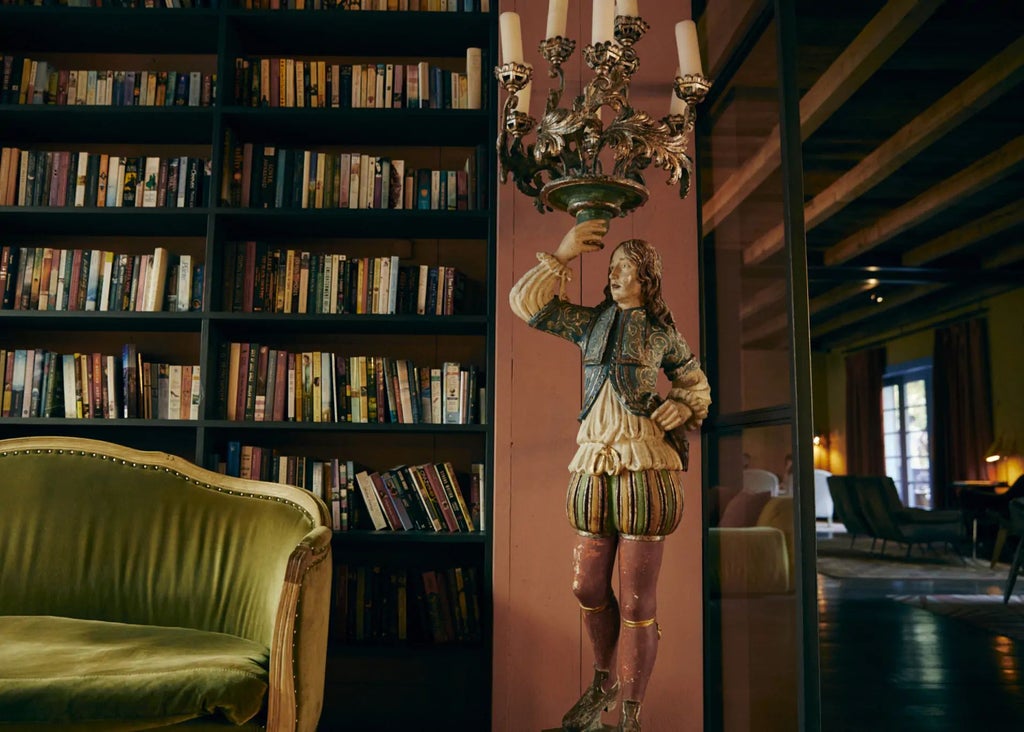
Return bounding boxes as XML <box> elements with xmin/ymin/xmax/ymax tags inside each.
<box><xmin>932</xmin><ymin>317</ymin><xmax>994</xmax><ymax>508</ymax></box>
<box><xmin>845</xmin><ymin>347</ymin><xmax>886</xmax><ymax>476</ymax></box>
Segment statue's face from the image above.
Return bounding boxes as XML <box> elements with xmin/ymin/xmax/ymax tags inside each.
<box><xmin>608</xmin><ymin>247</ymin><xmax>643</xmax><ymax>309</ymax></box>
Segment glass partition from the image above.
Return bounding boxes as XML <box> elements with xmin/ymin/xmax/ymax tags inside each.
<box><xmin>697</xmin><ymin>3</ymin><xmax>812</xmax><ymax>730</ymax></box>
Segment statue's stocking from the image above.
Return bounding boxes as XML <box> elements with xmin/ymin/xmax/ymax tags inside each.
<box><xmin>571</xmin><ymin>534</ymin><xmax>620</xmax><ymax>676</ymax></box>
<box><xmin>616</xmin><ymin>538</ymin><xmax>665</xmax><ymax>704</ymax></box>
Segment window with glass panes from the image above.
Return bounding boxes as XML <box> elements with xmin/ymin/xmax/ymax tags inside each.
<box><xmin>882</xmin><ymin>359</ymin><xmax>933</xmax><ymax>508</ymax></box>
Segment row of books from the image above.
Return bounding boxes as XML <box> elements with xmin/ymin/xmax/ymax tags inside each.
<box><xmin>352</xmin><ymin>461</ymin><xmax>478</xmax><ymax>533</ymax></box>
<box><xmin>217</xmin><ymin>444</ymin><xmax>480</xmax><ymax>533</ymax></box>
<box><xmin>0</xmin><ymin>0</ymin><xmax>487</xmax><ymax>9</ymax></box>
<box><xmin>0</xmin><ymin>58</ymin><xmax>215</xmax><ymax>108</ymax></box>
<box><xmin>0</xmin><ymin>245</ymin><xmax>203</xmax><ymax>313</ymax></box>
<box><xmin>0</xmin><ymin>1</ymin><xmax>217</xmax><ymax>6</ymax></box>
<box><xmin>245</xmin><ymin>0</ymin><xmax>489</xmax><ymax>11</ymax></box>
<box><xmin>0</xmin><ymin>149</ymin><xmax>211</xmax><ymax>209</ymax></box>
<box><xmin>333</xmin><ymin>564</ymin><xmax>482</xmax><ymax>646</ymax></box>
<box><xmin>219</xmin><ymin>343</ymin><xmax>481</xmax><ymax>425</ymax></box>
<box><xmin>223</xmin><ymin>242</ymin><xmax>465</xmax><ymax>316</ymax></box>
<box><xmin>228</xmin><ymin>143</ymin><xmax>475</xmax><ymax>212</ymax></box>
<box><xmin>235</xmin><ymin>52</ymin><xmax>481</xmax><ymax>111</ymax></box>
<box><xmin>0</xmin><ymin>346</ymin><xmax>200</xmax><ymax>420</ymax></box>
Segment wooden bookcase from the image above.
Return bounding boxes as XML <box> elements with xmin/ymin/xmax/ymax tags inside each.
<box><xmin>0</xmin><ymin>4</ymin><xmax>496</xmax><ymax>729</ymax></box>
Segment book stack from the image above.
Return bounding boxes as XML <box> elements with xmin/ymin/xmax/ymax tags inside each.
<box><xmin>244</xmin><ymin>1</ymin><xmax>490</xmax><ymax>12</ymax></box>
<box><xmin>353</xmin><ymin>461</ymin><xmax>475</xmax><ymax>532</ymax></box>
<box><xmin>235</xmin><ymin>48</ymin><xmax>481</xmax><ymax>110</ymax></box>
<box><xmin>0</xmin><ymin>149</ymin><xmax>211</xmax><ymax>209</ymax></box>
<box><xmin>224</xmin><ymin>143</ymin><xmax>476</xmax><ymax>212</ymax></box>
<box><xmin>216</xmin><ymin>441</ymin><xmax>482</xmax><ymax>534</ymax></box>
<box><xmin>0</xmin><ymin>345</ymin><xmax>200</xmax><ymax>421</ymax></box>
<box><xmin>332</xmin><ymin>563</ymin><xmax>483</xmax><ymax>646</ymax></box>
<box><xmin>0</xmin><ymin>245</ymin><xmax>202</xmax><ymax>313</ymax></box>
<box><xmin>219</xmin><ymin>343</ymin><xmax>482</xmax><ymax>426</ymax></box>
<box><xmin>221</xmin><ymin>243</ymin><xmax>464</xmax><ymax>316</ymax></box>
<box><xmin>0</xmin><ymin>57</ymin><xmax>215</xmax><ymax>107</ymax></box>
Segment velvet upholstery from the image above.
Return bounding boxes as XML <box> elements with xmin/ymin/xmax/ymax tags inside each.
<box><xmin>709</xmin><ymin>497</ymin><xmax>794</xmax><ymax>596</ymax></box>
<box><xmin>0</xmin><ymin>437</ymin><xmax>333</xmax><ymax>731</ymax></box>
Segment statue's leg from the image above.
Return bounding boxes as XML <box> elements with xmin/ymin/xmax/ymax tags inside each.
<box><xmin>572</xmin><ymin>534</ymin><xmax>620</xmax><ymax>669</ymax></box>
<box><xmin>616</xmin><ymin>537</ymin><xmax>665</xmax><ymax>723</ymax></box>
<box><xmin>562</xmin><ymin>534</ymin><xmax>620</xmax><ymax>731</ymax></box>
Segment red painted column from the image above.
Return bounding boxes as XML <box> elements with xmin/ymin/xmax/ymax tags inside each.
<box><xmin>492</xmin><ymin>3</ymin><xmax>704</xmax><ymax>731</ymax></box>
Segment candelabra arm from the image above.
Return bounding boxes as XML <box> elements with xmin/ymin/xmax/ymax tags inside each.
<box><xmin>539</xmin><ymin>36</ymin><xmax>575</xmax><ymax>113</ymax></box>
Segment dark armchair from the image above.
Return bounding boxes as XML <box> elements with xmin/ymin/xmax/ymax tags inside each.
<box><xmin>827</xmin><ymin>475</ymin><xmax>964</xmax><ymax>559</ymax></box>
<box><xmin>853</xmin><ymin>476</ymin><xmax>963</xmax><ymax>559</ymax></box>
<box><xmin>1002</xmin><ymin>497</ymin><xmax>1024</xmax><ymax>604</ymax></box>
<box><xmin>826</xmin><ymin>475</ymin><xmax>876</xmax><ymax>549</ymax></box>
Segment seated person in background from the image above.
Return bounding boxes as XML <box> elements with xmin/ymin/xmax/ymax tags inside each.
<box><xmin>779</xmin><ymin>454</ymin><xmax>793</xmax><ymax>496</ymax></box>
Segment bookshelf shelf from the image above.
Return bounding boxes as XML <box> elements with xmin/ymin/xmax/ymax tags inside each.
<box><xmin>226</xmin><ymin>9</ymin><xmax>490</xmax><ymax>56</ymax></box>
<box><xmin>332</xmin><ymin>530</ymin><xmax>487</xmax><ymax>545</ymax></box>
<box><xmin>0</xmin><ymin>8</ymin><xmax>221</xmax><ymax>54</ymax></box>
<box><xmin>0</xmin><ymin>5</ymin><xmax>496</xmax><ymax>729</ymax></box>
<box><xmin>0</xmin><ymin>311</ymin><xmax>204</xmax><ymax>333</ymax></box>
<box><xmin>206</xmin><ymin>312</ymin><xmax>488</xmax><ymax>335</ymax></box>
<box><xmin>0</xmin><ymin>417</ymin><xmax>198</xmax><ymax>429</ymax></box>
<box><xmin>220</xmin><ymin>107</ymin><xmax>490</xmax><ymax>146</ymax></box>
<box><xmin>215</xmin><ymin>208</ymin><xmax>490</xmax><ymax>238</ymax></box>
<box><xmin>201</xmin><ymin>420</ymin><xmax>488</xmax><ymax>434</ymax></box>
<box><xmin>0</xmin><ymin>209</ymin><xmax>211</xmax><ymax>236</ymax></box>
<box><xmin>0</xmin><ymin>106</ymin><xmax>216</xmax><ymax>145</ymax></box>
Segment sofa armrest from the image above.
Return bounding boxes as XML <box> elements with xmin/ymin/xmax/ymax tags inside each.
<box><xmin>708</xmin><ymin>527</ymin><xmax>790</xmax><ymax>596</ymax></box>
<box><xmin>267</xmin><ymin>525</ymin><xmax>333</xmax><ymax>732</ymax></box>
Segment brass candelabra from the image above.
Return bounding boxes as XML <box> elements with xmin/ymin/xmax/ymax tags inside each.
<box><xmin>495</xmin><ymin>15</ymin><xmax>711</xmax><ymax>221</ymax></box>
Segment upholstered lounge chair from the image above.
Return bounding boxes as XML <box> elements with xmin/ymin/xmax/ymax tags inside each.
<box><xmin>826</xmin><ymin>475</ymin><xmax>876</xmax><ymax>549</ymax></box>
<box><xmin>0</xmin><ymin>436</ymin><xmax>333</xmax><ymax>731</ymax></box>
<box><xmin>852</xmin><ymin>475</ymin><xmax>964</xmax><ymax>560</ymax></box>
<box><xmin>1003</xmin><ymin>497</ymin><xmax>1024</xmax><ymax>604</ymax></box>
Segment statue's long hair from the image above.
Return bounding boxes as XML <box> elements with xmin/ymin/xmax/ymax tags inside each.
<box><xmin>601</xmin><ymin>238</ymin><xmax>675</xmax><ymax>329</ymax></box>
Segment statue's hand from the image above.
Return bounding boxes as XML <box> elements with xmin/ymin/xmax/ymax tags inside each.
<box><xmin>553</xmin><ymin>218</ymin><xmax>609</xmax><ymax>264</ymax></box>
<box><xmin>651</xmin><ymin>399</ymin><xmax>691</xmax><ymax>432</ymax></box>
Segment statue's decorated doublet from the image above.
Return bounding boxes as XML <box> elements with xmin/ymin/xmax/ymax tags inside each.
<box><xmin>528</xmin><ymin>298</ymin><xmax>700</xmax><ymax>422</ymax></box>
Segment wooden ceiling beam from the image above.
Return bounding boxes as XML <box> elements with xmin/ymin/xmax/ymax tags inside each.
<box><xmin>740</xmin><ymin>280</ymin><xmax>787</xmax><ymax>321</ymax></box>
<box><xmin>744</xmin><ymin>35</ymin><xmax>1024</xmax><ymax>266</ymax></box>
<box><xmin>812</xmin><ymin>284</ymin><xmax>943</xmax><ymax>337</ymax></box>
<box><xmin>823</xmin><ymin>135</ymin><xmax>1024</xmax><ymax>265</ymax></box>
<box><xmin>742</xmin><ymin>312</ymin><xmax>789</xmax><ymax>347</ymax></box>
<box><xmin>903</xmin><ymin>202</ymin><xmax>1024</xmax><ymax>266</ymax></box>
<box><xmin>809</xmin><ymin>281</ymin><xmax>877</xmax><ymax>316</ymax></box>
<box><xmin>813</xmin><ymin>253</ymin><xmax>1024</xmax><ymax>341</ymax></box>
<box><xmin>983</xmin><ymin>241</ymin><xmax>1024</xmax><ymax>268</ymax></box>
<box><xmin>701</xmin><ymin>0</ymin><xmax>942</xmax><ymax>234</ymax></box>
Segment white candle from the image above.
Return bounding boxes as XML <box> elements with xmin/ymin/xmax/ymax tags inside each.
<box><xmin>592</xmin><ymin>0</ymin><xmax>615</xmax><ymax>45</ymax></box>
<box><xmin>546</xmin><ymin>0</ymin><xmax>568</xmax><ymax>39</ymax></box>
<box><xmin>500</xmin><ymin>12</ymin><xmax>524</xmax><ymax>65</ymax></box>
<box><xmin>514</xmin><ymin>80</ymin><xmax>532</xmax><ymax>116</ymax></box>
<box><xmin>675</xmin><ymin>20</ymin><xmax>703</xmax><ymax>76</ymax></box>
<box><xmin>616</xmin><ymin>0</ymin><xmax>638</xmax><ymax>17</ymax></box>
<box><xmin>669</xmin><ymin>68</ymin><xmax>686</xmax><ymax>115</ymax></box>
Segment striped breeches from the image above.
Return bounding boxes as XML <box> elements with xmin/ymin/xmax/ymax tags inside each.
<box><xmin>566</xmin><ymin>469</ymin><xmax>684</xmax><ymax>540</ymax></box>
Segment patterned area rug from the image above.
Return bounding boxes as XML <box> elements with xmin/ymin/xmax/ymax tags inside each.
<box><xmin>816</xmin><ymin>554</ymin><xmax>1008</xmax><ymax>580</ymax></box>
<box><xmin>893</xmin><ymin>594</ymin><xmax>1024</xmax><ymax>641</ymax></box>
<box><xmin>816</xmin><ymin>535</ymin><xmax>1008</xmax><ymax>580</ymax></box>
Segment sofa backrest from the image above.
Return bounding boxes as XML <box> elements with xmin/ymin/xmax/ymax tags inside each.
<box><xmin>0</xmin><ymin>437</ymin><xmax>328</xmax><ymax>648</ymax></box>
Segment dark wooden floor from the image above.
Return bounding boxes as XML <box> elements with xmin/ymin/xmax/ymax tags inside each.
<box><xmin>818</xmin><ymin>574</ymin><xmax>1024</xmax><ymax>731</ymax></box>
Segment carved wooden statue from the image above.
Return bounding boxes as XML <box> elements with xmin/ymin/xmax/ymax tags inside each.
<box><xmin>510</xmin><ymin>218</ymin><xmax>711</xmax><ymax>732</ymax></box>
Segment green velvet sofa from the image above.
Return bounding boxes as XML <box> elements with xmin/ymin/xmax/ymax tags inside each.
<box><xmin>0</xmin><ymin>436</ymin><xmax>333</xmax><ymax>731</ymax></box>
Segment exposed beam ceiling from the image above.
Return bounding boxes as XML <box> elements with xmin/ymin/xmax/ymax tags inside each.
<box><xmin>701</xmin><ymin>1</ymin><xmax>1024</xmax><ymax>352</ymax></box>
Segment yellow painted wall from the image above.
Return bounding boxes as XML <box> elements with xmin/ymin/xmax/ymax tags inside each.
<box><xmin>815</xmin><ymin>287</ymin><xmax>1024</xmax><ymax>483</ymax></box>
